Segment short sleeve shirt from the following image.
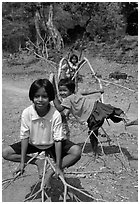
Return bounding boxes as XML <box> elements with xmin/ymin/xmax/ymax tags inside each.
<box><xmin>20</xmin><ymin>104</ymin><xmax>63</xmax><ymax>149</ymax></box>
<box><xmin>61</xmin><ymin>93</ymin><xmax>95</xmax><ymax>123</ymax></box>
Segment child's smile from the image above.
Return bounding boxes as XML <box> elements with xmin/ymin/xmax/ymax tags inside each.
<box><xmin>59</xmin><ymin>85</ymin><xmax>71</xmax><ymax>98</ymax></box>
<box><xmin>33</xmin><ymin>87</ymin><xmax>50</xmax><ymax>116</ymax></box>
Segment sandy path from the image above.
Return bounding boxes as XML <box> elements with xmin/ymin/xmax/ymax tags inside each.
<box><xmin>2</xmin><ymin>80</ymin><xmax>28</xmax><ymax>95</ymax></box>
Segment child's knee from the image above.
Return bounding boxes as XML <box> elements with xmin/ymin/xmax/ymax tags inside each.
<box><xmin>72</xmin><ymin>145</ymin><xmax>82</xmax><ymax>157</ymax></box>
<box><xmin>2</xmin><ymin>147</ymin><xmax>12</xmax><ymax>160</ymax></box>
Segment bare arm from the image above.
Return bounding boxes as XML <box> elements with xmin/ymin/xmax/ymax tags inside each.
<box><xmin>50</xmin><ymin>73</ymin><xmax>67</xmax><ymax>112</ymax></box>
<box><xmin>21</xmin><ymin>138</ymin><xmax>29</xmax><ymax>164</ymax></box>
<box><xmin>55</xmin><ymin>141</ymin><xmax>62</xmax><ymax>168</ymax></box>
<box><xmin>53</xmin><ymin>95</ymin><xmax>65</xmax><ymax>112</ymax></box>
<box><xmin>19</xmin><ymin>138</ymin><xmax>29</xmax><ymax>173</ymax></box>
<box><xmin>80</xmin><ymin>88</ymin><xmax>104</xmax><ymax>96</ymax></box>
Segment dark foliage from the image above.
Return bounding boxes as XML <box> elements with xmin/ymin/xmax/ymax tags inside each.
<box><xmin>2</xmin><ymin>2</ymin><xmax>138</xmax><ymax>53</ymax></box>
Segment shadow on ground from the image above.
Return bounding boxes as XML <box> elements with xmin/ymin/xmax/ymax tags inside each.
<box><xmin>80</xmin><ymin>142</ymin><xmax>138</xmax><ymax>161</ymax></box>
<box><xmin>25</xmin><ymin>176</ymin><xmax>93</xmax><ymax>202</ymax></box>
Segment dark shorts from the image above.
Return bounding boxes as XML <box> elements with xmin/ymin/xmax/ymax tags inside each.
<box><xmin>10</xmin><ymin>139</ymin><xmax>75</xmax><ymax>160</ymax></box>
<box><xmin>87</xmin><ymin>101</ymin><xmax>123</xmax><ymax>131</ymax></box>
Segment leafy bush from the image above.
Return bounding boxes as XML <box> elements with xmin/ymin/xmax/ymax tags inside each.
<box><xmin>2</xmin><ymin>2</ymin><xmax>137</xmax><ymax>53</ymax></box>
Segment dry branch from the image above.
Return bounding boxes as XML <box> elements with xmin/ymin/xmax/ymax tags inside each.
<box><xmin>116</xmin><ymin>138</ymin><xmax>131</xmax><ymax>172</ymax></box>
<box><xmin>65</xmin><ymin>170</ymin><xmax>108</xmax><ymax>175</ymax></box>
<box><xmin>2</xmin><ymin>153</ymin><xmax>39</xmax><ymax>190</ymax></box>
<box><xmin>81</xmin><ymin>131</ymin><xmax>91</xmax><ymax>153</ymax></box>
<box><xmin>46</xmin><ymin>156</ymin><xmax>107</xmax><ymax>202</ymax></box>
<box><xmin>24</xmin><ymin>156</ymin><xmax>50</xmax><ymax>202</ymax></box>
<box><xmin>125</xmin><ymin>103</ymin><xmax>131</xmax><ymax>113</ymax></box>
<box><xmin>84</xmin><ymin>57</ymin><xmax>104</xmax><ymax>102</ymax></box>
<box><xmin>101</xmin><ymin>78</ymin><xmax>137</xmax><ymax>93</ymax></box>
<box><xmin>82</xmin><ymin>129</ymin><xmax>106</xmax><ymax>156</ymax></box>
<box><xmin>26</xmin><ymin>42</ymin><xmax>57</xmax><ymax>70</ymax></box>
<box><xmin>46</xmin><ymin>5</ymin><xmax>64</xmax><ymax>51</ymax></box>
<box><xmin>92</xmin><ymin>131</ymin><xmax>105</xmax><ymax>155</ymax></box>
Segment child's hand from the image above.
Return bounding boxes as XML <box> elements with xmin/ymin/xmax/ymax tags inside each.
<box><xmin>13</xmin><ymin>163</ymin><xmax>25</xmax><ymax>176</ymax></box>
<box><xmin>55</xmin><ymin>166</ymin><xmax>64</xmax><ymax>180</ymax></box>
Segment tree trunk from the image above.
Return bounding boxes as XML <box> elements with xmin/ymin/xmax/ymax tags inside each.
<box><xmin>45</xmin><ymin>5</ymin><xmax>64</xmax><ymax>51</ymax></box>
<box><xmin>34</xmin><ymin>4</ymin><xmax>64</xmax><ymax>58</ymax></box>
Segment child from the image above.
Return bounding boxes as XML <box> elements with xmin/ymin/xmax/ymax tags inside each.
<box><xmin>2</xmin><ymin>78</ymin><xmax>81</xmax><ymax>187</ymax></box>
<box><xmin>59</xmin><ymin>54</ymin><xmax>85</xmax><ymax>92</ymax></box>
<box><xmin>59</xmin><ymin>54</ymin><xmax>79</xmax><ymax>80</ymax></box>
<box><xmin>52</xmin><ymin>76</ymin><xmax>130</xmax><ymax>157</ymax></box>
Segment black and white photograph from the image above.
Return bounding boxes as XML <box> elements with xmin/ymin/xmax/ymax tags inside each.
<box><xmin>2</xmin><ymin>1</ymin><xmax>138</xmax><ymax>202</ymax></box>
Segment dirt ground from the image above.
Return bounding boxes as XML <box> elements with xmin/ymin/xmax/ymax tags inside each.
<box><xmin>2</xmin><ymin>52</ymin><xmax>138</xmax><ymax>202</ymax></box>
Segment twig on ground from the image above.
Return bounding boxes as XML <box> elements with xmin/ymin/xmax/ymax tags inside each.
<box><xmin>113</xmin><ymin>154</ymin><xmax>128</xmax><ymax>171</ymax></box>
<box><xmin>98</xmin><ymin>156</ymin><xmax>108</xmax><ymax>168</ymax></box>
<box><xmin>2</xmin><ymin>153</ymin><xmax>39</xmax><ymax>190</ymax></box>
<box><xmin>2</xmin><ymin>171</ymin><xmax>21</xmax><ymax>190</ymax></box>
<box><xmin>24</xmin><ymin>188</ymin><xmax>40</xmax><ymax>202</ymax></box>
<box><xmin>2</xmin><ymin>177</ymin><xmax>15</xmax><ymax>184</ymax></box>
<box><xmin>74</xmin><ymin>194</ymin><xmax>82</xmax><ymax>202</ymax></box>
<box><xmin>64</xmin><ymin>182</ymin><xmax>68</xmax><ymax>202</ymax></box>
<box><xmin>24</xmin><ymin>157</ymin><xmax>50</xmax><ymax>202</ymax></box>
<box><xmin>101</xmin><ymin>78</ymin><xmax>137</xmax><ymax>93</ymax></box>
<box><xmin>44</xmin><ymin>191</ymin><xmax>51</xmax><ymax>202</ymax></box>
<box><xmin>2</xmin><ymin>174</ymin><xmax>32</xmax><ymax>185</ymax></box>
<box><xmin>46</xmin><ymin>156</ymin><xmax>107</xmax><ymax>202</ymax></box>
<box><xmin>82</xmin><ymin>128</ymin><xmax>106</xmax><ymax>155</ymax></box>
<box><xmin>41</xmin><ymin>158</ymin><xmax>47</xmax><ymax>202</ymax></box>
<box><xmin>116</xmin><ymin>138</ymin><xmax>131</xmax><ymax>172</ymax></box>
<box><xmin>125</xmin><ymin>103</ymin><xmax>131</xmax><ymax>114</ymax></box>
<box><xmin>65</xmin><ymin>170</ymin><xmax>112</xmax><ymax>175</ymax></box>
<box><xmin>92</xmin><ymin>131</ymin><xmax>105</xmax><ymax>155</ymax></box>
<box><xmin>28</xmin><ymin>180</ymin><xmax>40</xmax><ymax>199</ymax></box>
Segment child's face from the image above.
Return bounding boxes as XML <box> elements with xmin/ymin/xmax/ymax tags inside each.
<box><xmin>59</xmin><ymin>85</ymin><xmax>71</xmax><ymax>99</ymax></box>
<box><xmin>71</xmin><ymin>56</ymin><xmax>78</xmax><ymax>65</ymax></box>
<box><xmin>33</xmin><ymin>87</ymin><xmax>50</xmax><ymax>114</ymax></box>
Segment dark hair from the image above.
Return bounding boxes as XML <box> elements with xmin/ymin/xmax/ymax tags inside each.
<box><xmin>69</xmin><ymin>54</ymin><xmax>78</xmax><ymax>63</ymax></box>
<box><xmin>58</xmin><ymin>78</ymin><xmax>75</xmax><ymax>93</ymax></box>
<box><xmin>29</xmin><ymin>78</ymin><xmax>55</xmax><ymax>102</ymax></box>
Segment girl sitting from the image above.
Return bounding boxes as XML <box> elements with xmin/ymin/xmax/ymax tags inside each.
<box><xmin>2</xmin><ymin>78</ymin><xmax>81</xmax><ymax>187</ymax></box>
